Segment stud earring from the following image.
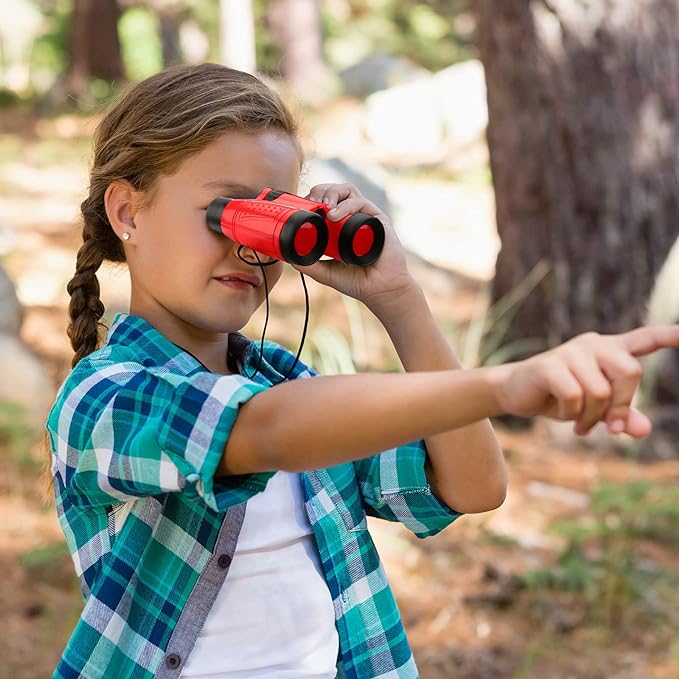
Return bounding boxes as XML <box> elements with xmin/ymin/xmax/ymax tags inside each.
<box><xmin>122</xmin><ymin>232</ymin><xmax>130</xmax><ymax>241</ymax></box>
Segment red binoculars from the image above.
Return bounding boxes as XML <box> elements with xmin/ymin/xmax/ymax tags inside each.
<box><xmin>206</xmin><ymin>188</ymin><xmax>385</xmax><ymax>267</ymax></box>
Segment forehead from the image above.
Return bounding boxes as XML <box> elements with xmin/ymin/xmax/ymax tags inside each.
<box><xmin>177</xmin><ymin>128</ymin><xmax>302</xmax><ymax>195</ymax></box>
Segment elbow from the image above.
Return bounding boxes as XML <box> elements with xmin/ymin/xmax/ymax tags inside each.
<box><xmin>444</xmin><ymin>477</ymin><xmax>508</xmax><ymax>514</ymax></box>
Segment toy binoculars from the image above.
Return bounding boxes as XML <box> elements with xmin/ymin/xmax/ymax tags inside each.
<box><xmin>206</xmin><ymin>188</ymin><xmax>385</xmax><ymax>267</ymax></box>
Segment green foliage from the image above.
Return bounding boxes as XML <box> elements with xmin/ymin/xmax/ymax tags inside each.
<box><xmin>301</xmin><ymin>326</ymin><xmax>357</xmax><ymax>375</ymax></box>
<box><xmin>20</xmin><ymin>541</ymin><xmax>70</xmax><ymax>572</ymax></box>
<box><xmin>119</xmin><ymin>8</ymin><xmax>164</xmax><ymax>81</ymax></box>
<box><xmin>521</xmin><ymin>480</ymin><xmax>679</xmax><ymax>627</ymax></box>
<box><xmin>445</xmin><ymin>260</ymin><xmax>551</xmax><ymax>369</ymax></box>
<box><xmin>322</xmin><ymin>0</ymin><xmax>474</xmax><ymax>72</ymax></box>
<box><xmin>0</xmin><ymin>399</ymin><xmax>36</xmax><ymax>468</ymax></box>
<box><xmin>28</xmin><ymin>0</ymin><xmax>70</xmax><ymax>77</ymax></box>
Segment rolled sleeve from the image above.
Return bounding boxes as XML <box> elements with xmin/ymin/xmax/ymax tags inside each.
<box><xmin>353</xmin><ymin>439</ymin><xmax>462</xmax><ymax>538</ymax></box>
<box><xmin>47</xmin><ymin>359</ymin><xmax>273</xmax><ymax>512</ymax></box>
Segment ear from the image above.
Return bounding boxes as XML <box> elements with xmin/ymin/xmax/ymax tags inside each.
<box><xmin>105</xmin><ymin>180</ymin><xmax>140</xmax><ymax>242</ymax></box>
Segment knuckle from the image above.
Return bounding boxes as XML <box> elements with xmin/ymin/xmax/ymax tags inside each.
<box><xmin>590</xmin><ymin>383</ymin><xmax>612</xmax><ymax>401</ymax></box>
<box><xmin>575</xmin><ymin>331</ymin><xmax>600</xmax><ymax>347</ymax></box>
<box><xmin>625</xmin><ymin>360</ymin><xmax>643</xmax><ymax>379</ymax></box>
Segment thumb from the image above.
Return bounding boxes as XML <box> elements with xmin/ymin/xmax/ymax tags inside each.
<box><xmin>606</xmin><ymin>406</ymin><xmax>652</xmax><ymax>439</ymax></box>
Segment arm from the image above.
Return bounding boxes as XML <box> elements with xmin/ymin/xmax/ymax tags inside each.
<box><xmin>222</xmin><ymin>325</ymin><xmax>679</xmax><ymax>487</ymax></box>
<box><xmin>221</xmin><ymin>362</ymin><xmax>502</xmax><ymax>479</ymax></box>
<box><xmin>368</xmin><ymin>283</ymin><xmax>506</xmax><ymax>513</ymax></box>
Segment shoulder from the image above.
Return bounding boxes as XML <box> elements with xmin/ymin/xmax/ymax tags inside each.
<box><xmin>47</xmin><ymin>345</ymin><xmax>147</xmax><ymax>425</ymax></box>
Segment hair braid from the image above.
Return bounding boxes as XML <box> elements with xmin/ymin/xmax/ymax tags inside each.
<box><xmin>66</xmin><ymin>234</ymin><xmax>106</xmax><ymax>367</ymax></box>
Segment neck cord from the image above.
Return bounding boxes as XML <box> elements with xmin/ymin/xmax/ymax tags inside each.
<box><xmin>236</xmin><ymin>246</ymin><xmax>309</xmax><ymax>384</ymax></box>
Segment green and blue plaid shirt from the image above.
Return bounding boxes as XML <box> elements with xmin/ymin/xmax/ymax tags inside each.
<box><xmin>46</xmin><ymin>313</ymin><xmax>461</xmax><ymax>679</ymax></box>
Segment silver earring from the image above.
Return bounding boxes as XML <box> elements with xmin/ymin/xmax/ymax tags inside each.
<box><xmin>122</xmin><ymin>232</ymin><xmax>130</xmax><ymax>241</ymax></box>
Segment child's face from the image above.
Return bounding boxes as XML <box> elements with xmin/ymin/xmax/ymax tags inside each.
<box><xmin>126</xmin><ymin>128</ymin><xmax>301</xmax><ymax>338</ymax></box>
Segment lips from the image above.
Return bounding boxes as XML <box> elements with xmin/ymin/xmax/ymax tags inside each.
<box><xmin>214</xmin><ymin>272</ymin><xmax>261</xmax><ymax>287</ymax></box>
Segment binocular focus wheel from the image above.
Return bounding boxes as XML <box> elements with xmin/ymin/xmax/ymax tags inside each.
<box><xmin>338</xmin><ymin>214</ymin><xmax>385</xmax><ymax>267</ymax></box>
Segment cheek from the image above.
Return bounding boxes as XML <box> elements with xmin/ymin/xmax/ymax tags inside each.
<box><xmin>266</xmin><ymin>264</ymin><xmax>285</xmax><ymax>287</ymax></box>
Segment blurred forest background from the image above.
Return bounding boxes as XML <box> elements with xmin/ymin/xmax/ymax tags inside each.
<box><xmin>1</xmin><ymin>1</ymin><xmax>679</xmax><ymax>678</ymax></box>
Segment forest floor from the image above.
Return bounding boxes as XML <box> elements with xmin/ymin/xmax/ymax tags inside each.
<box><xmin>2</xmin><ymin>109</ymin><xmax>679</xmax><ymax>679</ymax></box>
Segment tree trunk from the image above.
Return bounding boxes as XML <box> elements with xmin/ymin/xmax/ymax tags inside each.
<box><xmin>475</xmin><ymin>0</ymin><xmax>679</xmax><ymax>454</ymax></box>
<box><xmin>476</xmin><ymin>0</ymin><xmax>679</xmax><ymax>350</ymax></box>
<box><xmin>267</xmin><ymin>0</ymin><xmax>329</xmax><ymax>102</ymax></box>
<box><xmin>67</xmin><ymin>0</ymin><xmax>124</xmax><ymax>100</ymax></box>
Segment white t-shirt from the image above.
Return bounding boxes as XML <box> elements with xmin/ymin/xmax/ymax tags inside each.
<box><xmin>180</xmin><ymin>471</ymin><xmax>339</xmax><ymax>678</ymax></box>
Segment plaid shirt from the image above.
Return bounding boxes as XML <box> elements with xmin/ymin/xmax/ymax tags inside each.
<box><xmin>46</xmin><ymin>313</ymin><xmax>461</xmax><ymax>679</ymax></box>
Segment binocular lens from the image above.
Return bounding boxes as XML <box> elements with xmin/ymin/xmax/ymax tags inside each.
<box><xmin>293</xmin><ymin>223</ymin><xmax>319</xmax><ymax>257</ymax></box>
<box><xmin>353</xmin><ymin>225</ymin><xmax>375</xmax><ymax>258</ymax></box>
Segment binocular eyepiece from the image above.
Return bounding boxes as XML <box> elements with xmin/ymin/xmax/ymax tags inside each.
<box><xmin>206</xmin><ymin>188</ymin><xmax>385</xmax><ymax>267</ymax></box>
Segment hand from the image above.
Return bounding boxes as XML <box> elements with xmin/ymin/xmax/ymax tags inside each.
<box><xmin>491</xmin><ymin>326</ymin><xmax>679</xmax><ymax>438</ymax></box>
<box><xmin>289</xmin><ymin>183</ymin><xmax>417</xmax><ymax>313</ymax></box>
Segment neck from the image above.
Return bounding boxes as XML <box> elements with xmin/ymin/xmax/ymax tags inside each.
<box><xmin>128</xmin><ymin>304</ymin><xmax>232</xmax><ymax>375</ymax></box>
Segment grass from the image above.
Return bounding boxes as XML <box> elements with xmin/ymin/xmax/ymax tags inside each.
<box><xmin>521</xmin><ymin>480</ymin><xmax>679</xmax><ymax>630</ymax></box>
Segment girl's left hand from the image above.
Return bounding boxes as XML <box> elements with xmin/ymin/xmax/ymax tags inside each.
<box><xmin>289</xmin><ymin>183</ymin><xmax>418</xmax><ymax>315</ymax></box>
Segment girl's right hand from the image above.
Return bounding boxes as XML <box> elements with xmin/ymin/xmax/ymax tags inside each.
<box><xmin>490</xmin><ymin>326</ymin><xmax>679</xmax><ymax>438</ymax></box>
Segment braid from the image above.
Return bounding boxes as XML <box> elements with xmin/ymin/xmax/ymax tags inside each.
<box><xmin>67</xmin><ymin>235</ymin><xmax>105</xmax><ymax>366</ymax></box>
<box><xmin>66</xmin><ymin>199</ymin><xmax>123</xmax><ymax>367</ymax></box>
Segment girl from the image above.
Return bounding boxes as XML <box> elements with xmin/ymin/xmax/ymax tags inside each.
<box><xmin>46</xmin><ymin>63</ymin><xmax>679</xmax><ymax>679</ymax></box>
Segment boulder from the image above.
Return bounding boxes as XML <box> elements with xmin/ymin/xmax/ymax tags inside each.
<box><xmin>0</xmin><ymin>333</ymin><xmax>54</xmax><ymax>430</ymax></box>
<box><xmin>0</xmin><ymin>262</ymin><xmax>22</xmax><ymax>335</ymax></box>
<box><xmin>298</xmin><ymin>156</ymin><xmax>392</xmax><ymax>215</ymax></box>
<box><xmin>363</xmin><ymin>59</ymin><xmax>488</xmax><ymax>162</ymax></box>
<box><xmin>339</xmin><ymin>51</ymin><xmax>430</xmax><ymax>99</ymax></box>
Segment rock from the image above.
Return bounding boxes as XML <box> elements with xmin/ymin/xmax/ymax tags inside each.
<box><xmin>0</xmin><ymin>333</ymin><xmax>54</xmax><ymax>430</ymax></box>
<box><xmin>298</xmin><ymin>156</ymin><xmax>392</xmax><ymax>215</ymax></box>
<box><xmin>0</xmin><ymin>262</ymin><xmax>23</xmax><ymax>335</ymax></box>
<box><xmin>339</xmin><ymin>51</ymin><xmax>430</xmax><ymax>98</ymax></box>
<box><xmin>363</xmin><ymin>59</ymin><xmax>488</xmax><ymax>162</ymax></box>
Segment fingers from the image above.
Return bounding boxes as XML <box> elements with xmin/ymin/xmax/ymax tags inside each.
<box><xmin>567</xmin><ymin>353</ymin><xmax>612</xmax><ymax>435</ymax></box>
<box><xmin>306</xmin><ymin>183</ymin><xmax>358</xmax><ymax>208</ymax></box>
<box><xmin>543</xmin><ymin>360</ymin><xmax>584</xmax><ymax>422</ymax></box>
<box><xmin>548</xmin><ymin>332</ymin><xmax>655</xmax><ymax>437</ymax></box>
<box><xmin>306</xmin><ymin>183</ymin><xmax>387</xmax><ymax>223</ymax></box>
<box><xmin>597</xmin><ymin>350</ymin><xmax>643</xmax><ymax>434</ymax></box>
<box><xmin>619</xmin><ymin>324</ymin><xmax>679</xmax><ymax>357</ymax></box>
<box><xmin>619</xmin><ymin>407</ymin><xmax>652</xmax><ymax>439</ymax></box>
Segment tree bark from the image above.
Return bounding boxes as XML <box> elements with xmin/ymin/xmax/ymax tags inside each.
<box><xmin>475</xmin><ymin>0</ymin><xmax>679</xmax><ymax>454</ymax></box>
<box><xmin>476</xmin><ymin>0</ymin><xmax>679</xmax><ymax>349</ymax></box>
<box><xmin>267</xmin><ymin>0</ymin><xmax>330</xmax><ymax>102</ymax></box>
<box><xmin>67</xmin><ymin>0</ymin><xmax>124</xmax><ymax>99</ymax></box>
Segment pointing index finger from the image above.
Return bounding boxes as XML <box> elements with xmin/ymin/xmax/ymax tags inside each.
<box><xmin>619</xmin><ymin>325</ymin><xmax>679</xmax><ymax>357</ymax></box>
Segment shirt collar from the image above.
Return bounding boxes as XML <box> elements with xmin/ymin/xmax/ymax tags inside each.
<box><xmin>105</xmin><ymin>313</ymin><xmax>255</xmax><ymax>376</ymax></box>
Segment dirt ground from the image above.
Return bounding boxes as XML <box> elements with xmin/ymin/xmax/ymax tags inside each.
<box><xmin>2</xmin><ymin>110</ymin><xmax>679</xmax><ymax>679</ymax></box>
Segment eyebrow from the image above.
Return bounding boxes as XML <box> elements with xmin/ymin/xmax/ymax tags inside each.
<box><xmin>200</xmin><ymin>181</ymin><xmax>260</xmax><ymax>198</ymax></box>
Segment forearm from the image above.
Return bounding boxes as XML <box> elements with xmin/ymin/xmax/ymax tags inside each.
<box><xmin>219</xmin><ymin>367</ymin><xmax>502</xmax><ymax>477</ymax></box>
<box><xmin>368</xmin><ymin>283</ymin><xmax>507</xmax><ymax>513</ymax></box>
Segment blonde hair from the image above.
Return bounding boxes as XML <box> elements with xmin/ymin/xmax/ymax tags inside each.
<box><xmin>67</xmin><ymin>63</ymin><xmax>299</xmax><ymax>367</ymax></box>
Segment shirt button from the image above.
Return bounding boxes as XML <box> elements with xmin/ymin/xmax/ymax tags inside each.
<box><xmin>185</xmin><ymin>473</ymin><xmax>200</xmax><ymax>483</ymax></box>
<box><xmin>165</xmin><ymin>653</ymin><xmax>181</xmax><ymax>669</ymax></box>
<box><xmin>217</xmin><ymin>553</ymin><xmax>232</xmax><ymax>569</ymax></box>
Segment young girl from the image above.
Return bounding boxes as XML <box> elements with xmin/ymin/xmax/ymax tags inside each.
<box><xmin>46</xmin><ymin>63</ymin><xmax>679</xmax><ymax>679</ymax></box>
